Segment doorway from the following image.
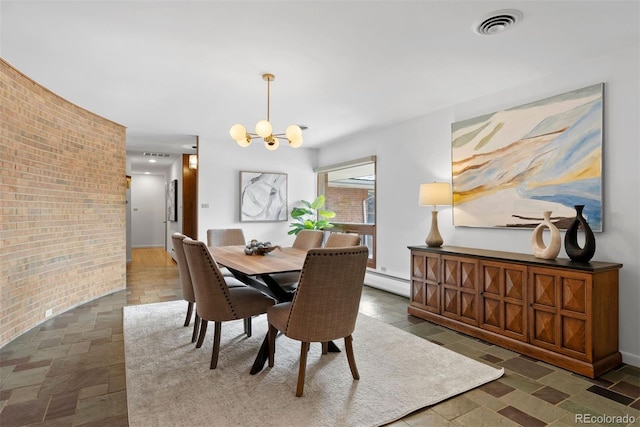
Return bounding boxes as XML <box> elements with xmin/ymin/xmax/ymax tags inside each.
<box><xmin>130</xmin><ymin>174</ymin><xmax>166</xmax><ymax>248</ymax></box>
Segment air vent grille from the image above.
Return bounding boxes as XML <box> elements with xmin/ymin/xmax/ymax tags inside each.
<box><xmin>474</xmin><ymin>9</ymin><xmax>523</xmax><ymax>35</ymax></box>
<box><xmin>142</xmin><ymin>152</ymin><xmax>171</xmax><ymax>157</ymax></box>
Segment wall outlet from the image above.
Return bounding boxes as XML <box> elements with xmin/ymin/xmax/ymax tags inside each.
<box><xmin>201</xmin><ymin>203</ymin><xmax>210</xmax><ymax>208</ymax></box>
<box><xmin>45</xmin><ymin>308</ymin><xmax>53</xmax><ymax>317</ymax></box>
<box><xmin>380</xmin><ymin>266</ymin><xmax>387</xmax><ymax>272</ymax></box>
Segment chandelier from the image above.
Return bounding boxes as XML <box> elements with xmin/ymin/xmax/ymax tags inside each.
<box><xmin>229</xmin><ymin>73</ymin><xmax>303</xmax><ymax>150</ymax></box>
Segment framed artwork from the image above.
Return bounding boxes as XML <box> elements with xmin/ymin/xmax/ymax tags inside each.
<box><xmin>451</xmin><ymin>83</ymin><xmax>603</xmax><ymax>231</ymax></box>
<box><xmin>167</xmin><ymin>179</ymin><xmax>178</xmax><ymax>222</ymax></box>
<box><xmin>240</xmin><ymin>171</ymin><xmax>288</xmax><ymax>222</ymax></box>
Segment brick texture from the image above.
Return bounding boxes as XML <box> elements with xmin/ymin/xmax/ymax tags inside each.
<box><xmin>0</xmin><ymin>59</ymin><xmax>126</xmax><ymax>346</ymax></box>
<box><xmin>325</xmin><ymin>187</ymin><xmax>371</xmax><ymax>223</ymax></box>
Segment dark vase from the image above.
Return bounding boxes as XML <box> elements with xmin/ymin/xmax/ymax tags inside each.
<box><xmin>564</xmin><ymin>205</ymin><xmax>596</xmax><ymax>262</ymax></box>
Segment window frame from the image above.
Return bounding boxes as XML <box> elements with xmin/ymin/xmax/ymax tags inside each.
<box><xmin>316</xmin><ymin>156</ymin><xmax>376</xmax><ymax>268</ymax></box>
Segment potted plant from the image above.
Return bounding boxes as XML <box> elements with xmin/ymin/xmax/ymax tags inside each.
<box><xmin>288</xmin><ymin>195</ymin><xmax>336</xmax><ymax>235</ymax></box>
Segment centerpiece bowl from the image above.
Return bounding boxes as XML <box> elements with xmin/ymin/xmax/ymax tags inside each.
<box><xmin>244</xmin><ymin>240</ymin><xmax>280</xmax><ymax>256</ymax></box>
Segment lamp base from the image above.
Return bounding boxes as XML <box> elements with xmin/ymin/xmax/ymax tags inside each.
<box><xmin>425</xmin><ymin>210</ymin><xmax>444</xmax><ymax>247</ymax></box>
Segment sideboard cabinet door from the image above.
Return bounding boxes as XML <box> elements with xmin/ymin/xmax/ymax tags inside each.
<box><xmin>480</xmin><ymin>260</ymin><xmax>528</xmax><ymax>342</ymax></box>
<box><xmin>529</xmin><ymin>267</ymin><xmax>591</xmax><ymax>361</ymax></box>
<box><xmin>410</xmin><ymin>252</ymin><xmax>440</xmax><ymax>313</ymax></box>
<box><xmin>441</xmin><ymin>255</ymin><xmax>479</xmax><ymax>325</ymax></box>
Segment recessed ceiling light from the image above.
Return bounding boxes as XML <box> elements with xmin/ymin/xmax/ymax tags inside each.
<box><xmin>149</xmin><ymin>159</ymin><xmax>156</xmax><ymax>163</ymax></box>
<box><xmin>473</xmin><ymin>9</ymin><xmax>523</xmax><ymax>35</ymax></box>
<box><xmin>144</xmin><ymin>172</ymin><xmax>150</xmax><ymax>175</ymax></box>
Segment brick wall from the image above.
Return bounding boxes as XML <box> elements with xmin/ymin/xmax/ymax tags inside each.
<box><xmin>0</xmin><ymin>59</ymin><xmax>126</xmax><ymax>346</ymax></box>
<box><xmin>325</xmin><ymin>187</ymin><xmax>370</xmax><ymax>223</ymax></box>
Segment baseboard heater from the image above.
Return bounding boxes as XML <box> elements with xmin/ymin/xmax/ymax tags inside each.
<box><xmin>364</xmin><ymin>270</ymin><xmax>410</xmax><ymax>298</ymax></box>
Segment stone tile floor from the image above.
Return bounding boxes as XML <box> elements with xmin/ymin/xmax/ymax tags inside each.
<box><xmin>1</xmin><ymin>248</ymin><xmax>638</xmax><ymax>426</ymax></box>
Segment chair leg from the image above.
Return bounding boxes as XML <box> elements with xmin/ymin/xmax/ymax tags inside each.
<box><xmin>344</xmin><ymin>335</ymin><xmax>359</xmax><ymax>380</ymax></box>
<box><xmin>268</xmin><ymin>324</ymin><xmax>277</xmax><ymax>367</ymax></box>
<box><xmin>321</xmin><ymin>342</ymin><xmax>328</xmax><ymax>354</ymax></box>
<box><xmin>196</xmin><ymin>319</ymin><xmax>207</xmax><ymax>348</ymax></box>
<box><xmin>210</xmin><ymin>321</ymin><xmax>222</xmax><ymax>369</ymax></box>
<box><xmin>244</xmin><ymin>317</ymin><xmax>252</xmax><ymax>337</ymax></box>
<box><xmin>191</xmin><ymin>313</ymin><xmax>200</xmax><ymax>343</ymax></box>
<box><xmin>184</xmin><ymin>302</ymin><xmax>194</xmax><ymax>327</ymax></box>
<box><xmin>296</xmin><ymin>342</ymin><xmax>310</xmax><ymax>397</ymax></box>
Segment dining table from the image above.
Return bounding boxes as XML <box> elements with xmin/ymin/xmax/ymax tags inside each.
<box><xmin>208</xmin><ymin>245</ymin><xmax>307</xmax><ymax>301</ymax></box>
<box><xmin>208</xmin><ymin>244</ymin><xmax>341</xmax><ymax>374</ymax></box>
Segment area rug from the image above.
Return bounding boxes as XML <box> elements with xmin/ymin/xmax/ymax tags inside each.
<box><xmin>124</xmin><ymin>301</ymin><xmax>503</xmax><ymax>427</ymax></box>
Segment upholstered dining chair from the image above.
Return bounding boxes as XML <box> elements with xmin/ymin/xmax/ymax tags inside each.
<box><xmin>267</xmin><ymin>246</ymin><xmax>369</xmax><ymax>396</ymax></box>
<box><xmin>206</xmin><ymin>228</ymin><xmax>247</xmax><ymax>277</ymax></box>
<box><xmin>182</xmin><ymin>238</ymin><xmax>275</xmax><ymax>369</ymax></box>
<box><xmin>269</xmin><ymin>229</ymin><xmax>324</xmax><ymax>291</ymax></box>
<box><xmin>324</xmin><ymin>232</ymin><xmax>361</xmax><ymax>248</ymax></box>
<box><xmin>291</xmin><ymin>229</ymin><xmax>324</xmax><ymax>249</ymax></box>
<box><xmin>171</xmin><ymin>233</ymin><xmax>200</xmax><ymax>343</ymax></box>
<box><xmin>173</xmin><ymin>233</ymin><xmax>251</xmax><ymax>343</ymax></box>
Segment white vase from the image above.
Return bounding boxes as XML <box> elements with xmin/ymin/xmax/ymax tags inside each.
<box><xmin>531</xmin><ymin>211</ymin><xmax>561</xmax><ymax>260</ymax></box>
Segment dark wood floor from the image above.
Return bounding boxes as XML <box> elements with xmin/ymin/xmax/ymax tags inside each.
<box><xmin>0</xmin><ymin>247</ymin><xmax>638</xmax><ymax>426</ymax></box>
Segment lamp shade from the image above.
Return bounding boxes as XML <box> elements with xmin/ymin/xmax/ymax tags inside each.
<box><xmin>419</xmin><ymin>182</ymin><xmax>452</xmax><ymax>206</ymax></box>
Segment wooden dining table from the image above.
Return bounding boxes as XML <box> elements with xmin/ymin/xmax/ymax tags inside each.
<box><xmin>208</xmin><ymin>244</ymin><xmax>340</xmax><ymax>374</ymax></box>
<box><xmin>208</xmin><ymin>245</ymin><xmax>307</xmax><ymax>302</ymax></box>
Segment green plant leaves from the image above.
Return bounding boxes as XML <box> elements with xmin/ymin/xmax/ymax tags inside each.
<box><xmin>288</xmin><ymin>195</ymin><xmax>336</xmax><ymax>235</ymax></box>
<box><xmin>310</xmin><ymin>195</ymin><xmax>325</xmax><ymax>210</ymax></box>
<box><xmin>318</xmin><ymin>209</ymin><xmax>336</xmax><ymax>219</ymax></box>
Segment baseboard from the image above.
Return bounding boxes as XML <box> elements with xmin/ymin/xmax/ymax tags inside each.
<box><xmin>364</xmin><ymin>271</ymin><xmax>410</xmax><ymax>298</ymax></box>
<box><xmin>620</xmin><ymin>350</ymin><xmax>640</xmax><ymax>368</ymax></box>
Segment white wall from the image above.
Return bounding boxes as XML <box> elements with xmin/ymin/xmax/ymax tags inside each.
<box><xmin>130</xmin><ymin>174</ymin><xmax>167</xmax><ymax>247</ymax></box>
<box><xmin>197</xmin><ymin>139</ymin><xmax>318</xmax><ymax>247</ymax></box>
<box><xmin>317</xmin><ymin>47</ymin><xmax>639</xmax><ymax>365</ymax></box>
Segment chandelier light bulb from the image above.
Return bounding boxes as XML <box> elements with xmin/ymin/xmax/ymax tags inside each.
<box><xmin>288</xmin><ymin>136</ymin><xmax>303</xmax><ymax>148</ymax></box>
<box><xmin>236</xmin><ymin>136</ymin><xmax>251</xmax><ymax>148</ymax></box>
<box><xmin>230</xmin><ymin>124</ymin><xmax>247</xmax><ymax>141</ymax></box>
<box><xmin>265</xmin><ymin>137</ymin><xmax>279</xmax><ymax>151</ymax></box>
<box><xmin>255</xmin><ymin>120</ymin><xmax>272</xmax><ymax>138</ymax></box>
<box><xmin>285</xmin><ymin>124</ymin><xmax>302</xmax><ymax>140</ymax></box>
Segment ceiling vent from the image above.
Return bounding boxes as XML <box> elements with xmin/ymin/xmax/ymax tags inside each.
<box><xmin>142</xmin><ymin>152</ymin><xmax>171</xmax><ymax>157</ymax></box>
<box><xmin>474</xmin><ymin>9</ymin><xmax>523</xmax><ymax>35</ymax></box>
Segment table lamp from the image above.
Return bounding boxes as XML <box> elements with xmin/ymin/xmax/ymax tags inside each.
<box><xmin>419</xmin><ymin>182</ymin><xmax>452</xmax><ymax>247</ymax></box>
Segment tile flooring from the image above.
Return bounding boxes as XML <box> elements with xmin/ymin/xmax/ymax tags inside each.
<box><xmin>1</xmin><ymin>248</ymin><xmax>638</xmax><ymax>426</ymax></box>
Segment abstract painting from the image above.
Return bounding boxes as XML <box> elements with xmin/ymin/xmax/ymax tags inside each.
<box><xmin>167</xmin><ymin>179</ymin><xmax>178</xmax><ymax>222</ymax></box>
<box><xmin>451</xmin><ymin>83</ymin><xmax>603</xmax><ymax>231</ymax></box>
<box><xmin>240</xmin><ymin>172</ymin><xmax>288</xmax><ymax>222</ymax></box>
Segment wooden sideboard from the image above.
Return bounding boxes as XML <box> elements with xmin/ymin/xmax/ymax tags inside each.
<box><xmin>407</xmin><ymin>245</ymin><xmax>623</xmax><ymax>378</ymax></box>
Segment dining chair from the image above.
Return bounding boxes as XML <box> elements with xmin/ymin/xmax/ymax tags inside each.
<box><xmin>291</xmin><ymin>229</ymin><xmax>324</xmax><ymax>249</ymax></box>
<box><xmin>175</xmin><ymin>233</ymin><xmax>253</xmax><ymax>343</ymax></box>
<box><xmin>171</xmin><ymin>233</ymin><xmax>200</xmax><ymax>343</ymax></box>
<box><xmin>324</xmin><ymin>232</ymin><xmax>361</xmax><ymax>248</ymax></box>
<box><xmin>267</xmin><ymin>246</ymin><xmax>369</xmax><ymax>396</ymax></box>
<box><xmin>206</xmin><ymin>228</ymin><xmax>247</xmax><ymax>277</ymax></box>
<box><xmin>269</xmin><ymin>229</ymin><xmax>324</xmax><ymax>291</ymax></box>
<box><xmin>182</xmin><ymin>238</ymin><xmax>275</xmax><ymax>369</ymax></box>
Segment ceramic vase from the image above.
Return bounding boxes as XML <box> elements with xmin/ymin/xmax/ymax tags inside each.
<box><xmin>564</xmin><ymin>205</ymin><xmax>596</xmax><ymax>262</ymax></box>
<box><xmin>531</xmin><ymin>211</ymin><xmax>561</xmax><ymax>260</ymax></box>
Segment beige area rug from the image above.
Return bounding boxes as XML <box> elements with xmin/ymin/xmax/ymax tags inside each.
<box><xmin>124</xmin><ymin>301</ymin><xmax>503</xmax><ymax>427</ymax></box>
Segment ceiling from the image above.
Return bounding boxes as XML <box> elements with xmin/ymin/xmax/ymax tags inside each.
<box><xmin>2</xmin><ymin>1</ymin><xmax>638</xmax><ymax>174</ymax></box>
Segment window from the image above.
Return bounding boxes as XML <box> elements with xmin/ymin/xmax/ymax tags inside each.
<box><xmin>316</xmin><ymin>156</ymin><xmax>376</xmax><ymax>268</ymax></box>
